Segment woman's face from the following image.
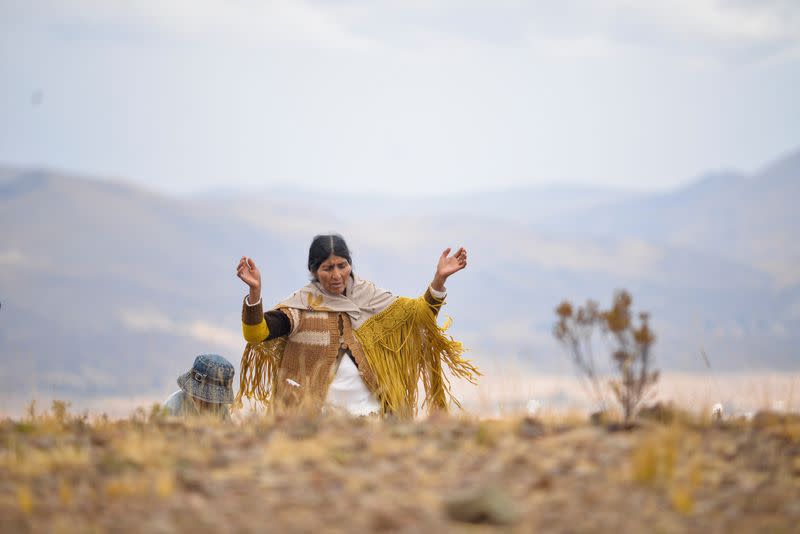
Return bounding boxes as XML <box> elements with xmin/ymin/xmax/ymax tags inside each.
<box><xmin>316</xmin><ymin>254</ymin><xmax>351</xmax><ymax>295</ymax></box>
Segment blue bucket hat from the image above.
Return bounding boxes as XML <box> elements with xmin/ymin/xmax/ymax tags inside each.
<box><xmin>177</xmin><ymin>354</ymin><xmax>235</xmax><ymax>404</ymax></box>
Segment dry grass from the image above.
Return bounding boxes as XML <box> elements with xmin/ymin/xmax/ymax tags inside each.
<box><xmin>0</xmin><ymin>400</ymin><xmax>799</xmax><ymax>533</ymax></box>
<box><xmin>3</xmin><ymin>371</ymin><xmax>799</xmax><ymax>420</ymax></box>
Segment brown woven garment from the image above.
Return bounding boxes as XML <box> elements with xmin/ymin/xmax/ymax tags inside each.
<box><xmin>271</xmin><ymin>309</ymin><xmax>380</xmax><ymax>412</ymax></box>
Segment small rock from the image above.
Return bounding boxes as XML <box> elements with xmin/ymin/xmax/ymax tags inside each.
<box><xmin>738</xmin><ymin>472</ymin><xmax>768</xmax><ymax>493</ymax></box>
<box><xmin>209</xmin><ymin>451</ymin><xmax>232</xmax><ymax>468</ymax></box>
<box><xmin>714</xmin><ymin>439</ymin><xmax>738</xmax><ymax>460</ymax></box>
<box><xmin>90</xmin><ymin>431</ymin><xmax>112</xmax><ymax>447</ymax></box>
<box><xmin>638</xmin><ymin>402</ymin><xmax>677</xmax><ymax>424</ymax></box>
<box><xmin>589</xmin><ymin>410</ymin><xmax>605</xmax><ymax>426</ymax></box>
<box><xmin>388</xmin><ymin>423</ymin><xmax>416</xmax><ymax>439</ymax></box>
<box><xmin>287</xmin><ymin>418</ymin><xmax>319</xmax><ymax>440</ymax></box>
<box><xmin>444</xmin><ymin>485</ymin><xmax>519</xmax><ymax>525</ymax></box>
<box><xmin>531</xmin><ymin>475</ymin><xmax>553</xmax><ymax>491</ymax></box>
<box><xmin>605</xmin><ymin>422</ymin><xmax>638</xmax><ymax>432</ymax></box>
<box><xmin>369</xmin><ymin>508</ymin><xmax>404</xmax><ymax>531</ymax></box>
<box><xmin>32</xmin><ymin>436</ymin><xmax>56</xmax><ymax>449</ymax></box>
<box><xmin>518</xmin><ymin>417</ymin><xmax>545</xmax><ymax>439</ymax></box>
<box><xmin>178</xmin><ymin>469</ymin><xmax>214</xmax><ymax>496</ymax></box>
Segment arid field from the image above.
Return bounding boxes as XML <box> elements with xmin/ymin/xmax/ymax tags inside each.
<box><xmin>1</xmin><ymin>402</ymin><xmax>799</xmax><ymax>533</ymax></box>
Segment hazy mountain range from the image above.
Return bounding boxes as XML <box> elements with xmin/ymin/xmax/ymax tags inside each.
<box><xmin>1</xmin><ymin>148</ymin><xmax>798</xmax><ymax>409</ymax></box>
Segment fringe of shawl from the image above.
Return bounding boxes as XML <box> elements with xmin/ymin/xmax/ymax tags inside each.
<box><xmin>354</xmin><ymin>296</ymin><xmax>480</xmax><ymax>418</ymax></box>
<box><xmin>236</xmin><ymin>337</ymin><xmax>286</xmax><ymax>407</ymax></box>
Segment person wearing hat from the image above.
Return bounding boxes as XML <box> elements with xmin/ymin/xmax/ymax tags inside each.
<box><xmin>163</xmin><ymin>354</ymin><xmax>235</xmax><ymax>419</ymax></box>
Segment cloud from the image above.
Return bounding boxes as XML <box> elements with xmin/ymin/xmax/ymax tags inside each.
<box><xmin>524</xmin><ymin>34</ymin><xmax>623</xmax><ymax>60</ymax></box>
<box><xmin>298</xmin><ymin>1</ymin><xmax>800</xmax><ymax>63</ymax></box>
<box><xmin>5</xmin><ymin>0</ymin><xmax>373</xmax><ymax>51</ymax></box>
<box><xmin>7</xmin><ymin>0</ymin><xmax>798</xmax><ymax>63</ymax></box>
<box><xmin>2</xmin><ymin>0</ymin><xmax>797</xmax><ymax>78</ymax></box>
<box><xmin>119</xmin><ymin>308</ymin><xmax>241</xmax><ymax>351</ymax></box>
<box><xmin>610</xmin><ymin>0</ymin><xmax>789</xmax><ymax>42</ymax></box>
<box><xmin>0</xmin><ymin>249</ymin><xmax>26</xmax><ymax>266</ymax></box>
<box><xmin>598</xmin><ymin>0</ymin><xmax>800</xmax><ymax>63</ymax></box>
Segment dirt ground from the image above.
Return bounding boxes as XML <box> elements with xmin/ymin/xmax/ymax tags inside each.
<box><xmin>1</xmin><ymin>404</ymin><xmax>799</xmax><ymax>533</ymax></box>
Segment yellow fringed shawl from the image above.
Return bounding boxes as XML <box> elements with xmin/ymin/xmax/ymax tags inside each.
<box><xmin>237</xmin><ymin>295</ymin><xmax>479</xmax><ymax>418</ymax></box>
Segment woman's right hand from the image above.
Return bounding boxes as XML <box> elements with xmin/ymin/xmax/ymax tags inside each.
<box><xmin>237</xmin><ymin>257</ymin><xmax>262</xmax><ymax>302</ymax></box>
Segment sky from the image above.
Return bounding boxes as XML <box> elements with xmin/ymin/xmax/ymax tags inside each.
<box><xmin>1</xmin><ymin>0</ymin><xmax>799</xmax><ymax>195</ymax></box>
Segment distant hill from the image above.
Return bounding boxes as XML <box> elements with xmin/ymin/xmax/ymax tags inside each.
<box><xmin>0</xmin><ymin>169</ymin><xmax>300</xmax><ymax>406</ymax></box>
<box><xmin>204</xmin><ymin>183</ymin><xmax>644</xmax><ymax>226</ymax></box>
<box><xmin>537</xmin><ymin>148</ymin><xmax>800</xmax><ymax>287</ymax></box>
<box><xmin>1</xmin><ymin>149</ymin><xmax>798</xmax><ymax>409</ymax></box>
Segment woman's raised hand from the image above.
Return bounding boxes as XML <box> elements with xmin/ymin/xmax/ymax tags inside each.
<box><xmin>237</xmin><ymin>257</ymin><xmax>262</xmax><ymax>303</ymax></box>
<box><xmin>432</xmin><ymin>247</ymin><xmax>467</xmax><ymax>291</ymax></box>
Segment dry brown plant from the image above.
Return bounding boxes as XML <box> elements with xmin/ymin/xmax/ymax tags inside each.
<box><xmin>554</xmin><ymin>290</ymin><xmax>658</xmax><ymax>423</ymax></box>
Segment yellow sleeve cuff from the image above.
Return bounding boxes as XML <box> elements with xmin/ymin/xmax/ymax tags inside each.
<box><xmin>242</xmin><ymin>318</ymin><xmax>269</xmax><ymax>344</ymax></box>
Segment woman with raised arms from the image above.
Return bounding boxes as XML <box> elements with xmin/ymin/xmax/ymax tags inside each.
<box><xmin>236</xmin><ymin>234</ymin><xmax>479</xmax><ymax>418</ymax></box>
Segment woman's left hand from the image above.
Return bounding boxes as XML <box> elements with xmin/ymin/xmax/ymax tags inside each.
<box><xmin>432</xmin><ymin>247</ymin><xmax>467</xmax><ymax>291</ymax></box>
